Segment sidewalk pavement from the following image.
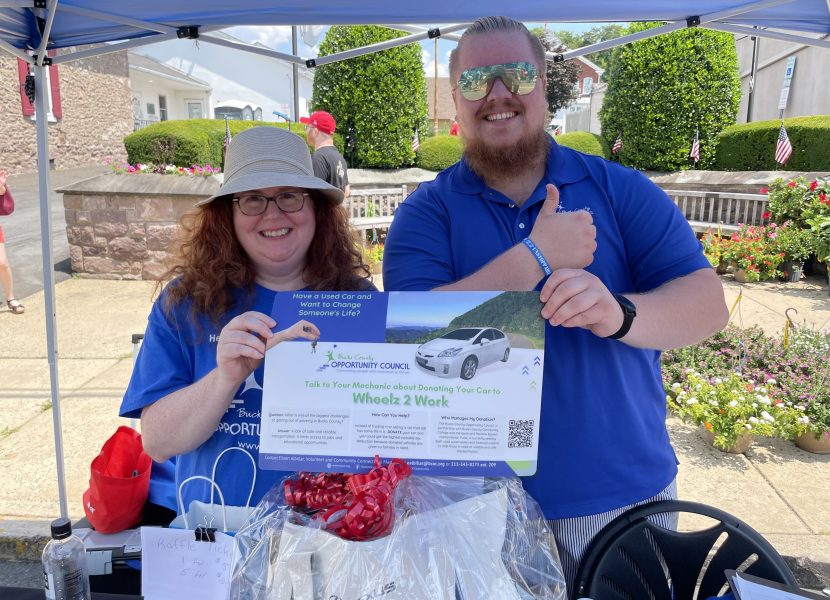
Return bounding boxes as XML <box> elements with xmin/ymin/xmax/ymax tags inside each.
<box><xmin>0</xmin><ymin>278</ymin><xmax>828</xmax><ymax>587</ymax></box>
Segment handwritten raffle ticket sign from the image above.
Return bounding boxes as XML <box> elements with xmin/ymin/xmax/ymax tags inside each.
<box><xmin>260</xmin><ymin>291</ymin><xmax>545</xmax><ymax>476</ymax></box>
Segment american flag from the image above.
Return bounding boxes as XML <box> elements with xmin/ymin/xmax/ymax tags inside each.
<box><xmin>775</xmin><ymin>122</ymin><xmax>793</xmax><ymax>165</ymax></box>
<box><xmin>690</xmin><ymin>128</ymin><xmax>700</xmax><ymax>164</ymax></box>
<box><xmin>611</xmin><ymin>133</ymin><xmax>622</xmax><ymax>155</ymax></box>
<box><xmin>412</xmin><ymin>128</ymin><xmax>420</xmax><ymax>152</ymax></box>
<box><xmin>223</xmin><ymin>116</ymin><xmax>232</xmax><ymax>156</ymax></box>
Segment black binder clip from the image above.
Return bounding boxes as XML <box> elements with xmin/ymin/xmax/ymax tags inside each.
<box><xmin>194</xmin><ymin>526</ymin><xmax>216</xmax><ymax>542</ymax></box>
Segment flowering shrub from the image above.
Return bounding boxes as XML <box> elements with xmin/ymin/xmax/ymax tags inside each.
<box><xmin>362</xmin><ymin>243</ymin><xmax>384</xmax><ymax>268</ymax></box>
<box><xmin>667</xmin><ymin>371</ymin><xmax>789</xmax><ymax>450</ymax></box>
<box><xmin>720</xmin><ymin>224</ymin><xmax>784</xmax><ymax>281</ymax></box>
<box><xmin>764</xmin><ymin>176</ymin><xmax>830</xmax><ymax>228</ymax></box>
<box><xmin>104</xmin><ymin>158</ymin><xmax>220</xmax><ymax>176</ymax></box>
<box><xmin>663</xmin><ymin>325</ymin><xmax>830</xmax><ymax>441</ymax></box>
<box><xmin>783</xmin><ymin>327</ymin><xmax>830</xmax><ymax>437</ymax></box>
<box><xmin>772</xmin><ymin>222</ymin><xmax>814</xmax><ymax>262</ymax></box>
<box><xmin>702</xmin><ymin>231</ymin><xmax>730</xmax><ymax>269</ymax></box>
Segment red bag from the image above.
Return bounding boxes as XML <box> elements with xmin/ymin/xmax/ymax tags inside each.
<box><xmin>83</xmin><ymin>426</ymin><xmax>152</xmax><ymax>533</ymax></box>
<box><xmin>0</xmin><ymin>188</ymin><xmax>13</xmax><ymax>216</ymax></box>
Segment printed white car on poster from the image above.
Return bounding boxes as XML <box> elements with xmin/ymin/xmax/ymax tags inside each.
<box><xmin>415</xmin><ymin>327</ymin><xmax>510</xmax><ymax>380</ymax></box>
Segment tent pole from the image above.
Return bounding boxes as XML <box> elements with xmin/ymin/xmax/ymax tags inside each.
<box><xmin>292</xmin><ymin>26</ymin><xmax>300</xmax><ymax>122</ymax></box>
<box><xmin>34</xmin><ymin>62</ymin><xmax>69</xmax><ymax>519</ymax></box>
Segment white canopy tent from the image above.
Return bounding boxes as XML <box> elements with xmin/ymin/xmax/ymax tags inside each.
<box><xmin>1</xmin><ymin>0</ymin><xmax>829</xmax><ymax>516</ymax></box>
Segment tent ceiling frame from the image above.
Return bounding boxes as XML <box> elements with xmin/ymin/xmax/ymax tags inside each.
<box><xmin>50</xmin><ymin>25</ymin><xmax>226</xmax><ymax>64</ymax></box>
<box><xmin>198</xmin><ymin>33</ymin><xmax>307</xmax><ymax>66</ymax></box>
<box><xmin>309</xmin><ymin>23</ymin><xmax>469</xmax><ymax>68</ymax></box>
<box><xmin>56</xmin><ymin>2</ymin><xmax>181</xmax><ymax>35</ymax></box>
<box><xmin>706</xmin><ymin>22</ymin><xmax>830</xmax><ymax>49</ymax></box>
<box><xmin>33</xmin><ymin>0</ymin><xmax>57</xmax><ymax>65</ymax></box>
<box><xmin>560</xmin><ymin>0</ymin><xmax>796</xmax><ymax>60</ymax></box>
<box><xmin>385</xmin><ymin>24</ymin><xmax>463</xmax><ymax>43</ymax></box>
<box><xmin>0</xmin><ymin>36</ymin><xmax>31</xmax><ymax>62</ymax></box>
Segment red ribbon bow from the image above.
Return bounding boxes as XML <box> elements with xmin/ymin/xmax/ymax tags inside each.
<box><xmin>283</xmin><ymin>456</ymin><xmax>412</xmax><ymax>540</ymax></box>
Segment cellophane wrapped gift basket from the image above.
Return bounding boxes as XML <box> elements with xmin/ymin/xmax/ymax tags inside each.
<box><xmin>228</xmin><ymin>458</ymin><xmax>566</xmax><ymax>599</ymax></box>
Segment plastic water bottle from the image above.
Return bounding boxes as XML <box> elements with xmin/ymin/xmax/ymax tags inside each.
<box><xmin>42</xmin><ymin>517</ymin><xmax>91</xmax><ymax>600</ymax></box>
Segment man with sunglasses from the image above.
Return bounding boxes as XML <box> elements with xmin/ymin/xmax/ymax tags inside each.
<box><xmin>384</xmin><ymin>15</ymin><xmax>728</xmax><ymax>593</ymax></box>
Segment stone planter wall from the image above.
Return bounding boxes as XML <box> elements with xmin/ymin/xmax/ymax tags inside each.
<box><xmin>59</xmin><ymin>174</ymin><xmax>219</xmax><ymax>280</ymax></box>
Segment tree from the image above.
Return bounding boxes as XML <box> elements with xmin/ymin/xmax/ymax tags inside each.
<box><xmin>313</xmin><ymin>26</ymin><xmax>429</xmax><ymax>168</ymax></box>
<box><xmin>600</xmin><ymin>23</ymin><xmax>741</xmax><ymax>171</ymax></box>
<box><xmin>553</xmin><ymin>25</ymin><xmax>626</xmax><ymax>72</ymax></box>
<box><xmin>530</xmin><ymin>28</ymin><xmax>581</xmax><ymax>115</ymax></box>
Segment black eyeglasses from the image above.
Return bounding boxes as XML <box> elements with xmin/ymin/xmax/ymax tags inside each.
<box><xmin>232</xmin><ymin>191</ymin><xmax>309</xmax><ymax>216</ymax></box>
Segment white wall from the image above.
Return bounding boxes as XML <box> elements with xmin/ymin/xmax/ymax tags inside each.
<box><xmin>735</xmin><ymin>34</ymin><xmax>830</xmax><ymax>123</ymax></box>
<box><xmin>134</xmin><ymin>38</ymin><xmax>314</xmax><ymax>123</ymax></box>
<box><xmin>130</xmin><ymin>69</ymin><xmax>211</xmax><ymax>122</ymax></box>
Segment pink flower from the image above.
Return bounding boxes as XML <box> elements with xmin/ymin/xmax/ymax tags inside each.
<box><xmin>810</xmin><ymin>180</ymin><xmax>819</xmax><ymax>191</ymax></box>
<box><xmin>787</xmin><ymin>181</ymin><xmax>797</xmax><ymax>188</ymax></box>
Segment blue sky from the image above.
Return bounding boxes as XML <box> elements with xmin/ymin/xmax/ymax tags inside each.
<box><xmin>225</xmin><ymin>22</ymin><xmax>613</xmax><ymax>78</ymax></box>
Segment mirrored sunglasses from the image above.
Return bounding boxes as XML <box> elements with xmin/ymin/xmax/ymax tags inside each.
<box><xmin>456</xmin><ymin>62</ymin><xmax>539</xmax><ymax>101</ymax></box>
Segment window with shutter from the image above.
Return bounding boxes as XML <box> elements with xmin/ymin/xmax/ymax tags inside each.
<box><xmin>17</xmin><ymin>51</ymin><xmax>62</xmax><ymax>121</ymax></box>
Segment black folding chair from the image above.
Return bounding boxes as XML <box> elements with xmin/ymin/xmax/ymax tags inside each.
<box><xmin>573</xmin><ymin>500</ymin><xmax>796</xmax><ymax>600</ymax></box>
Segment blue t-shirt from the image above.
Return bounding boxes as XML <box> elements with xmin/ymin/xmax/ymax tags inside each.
<box><xmin>383</xmin><ymin>142</ymin><xmax>710</xmax><ymax>519</ymax></box>
<box><xmin>121</xmin><ymin>280</ymin><xmax>372</xmax><ymax>513</ymax></box>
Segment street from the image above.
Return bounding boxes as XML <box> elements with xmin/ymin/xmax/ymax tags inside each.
<box><xmin>2</xmin><ymin>166</ymin><xmax>107</xmax><ymax>301</ymax></box>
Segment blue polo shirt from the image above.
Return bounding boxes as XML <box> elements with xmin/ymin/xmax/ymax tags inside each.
<box><xmin>383</xmin><ymin>141</ymin><xmax>710</xmax><ymax>519</ymax></box>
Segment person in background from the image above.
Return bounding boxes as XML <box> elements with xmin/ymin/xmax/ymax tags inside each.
<box><xmin>383</xmin><ymin>15</ymin><xmax>728</xmax><ymax>592</ymax></box>
<box><xmin>301</xmin><ymin>110</ymin><xmax>351</xmax><ymax>198</ymax></box>
<box><xmin>0</xmin><ymin>169</ymin><xmax>24</xmax><ymax>315</ymax></box>
<box><xmin>120</xmin><ymin>127</ymin><xmax>372</xmax><ymax>513</ymax></box>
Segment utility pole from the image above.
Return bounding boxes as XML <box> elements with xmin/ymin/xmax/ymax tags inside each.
<box><xmin>292</xmin><ymin>26</ymin><xmax>300</xmax><ymax>126</ymax></box>
<box><xmin>746</xmin><ymin>29</ymin><xmax>759</xmax><ymax>123</ymax></box>
<box><xmin>433</xmin><ymin>37</ymin><xmax>439</xmax><ymax>135</ymax></box>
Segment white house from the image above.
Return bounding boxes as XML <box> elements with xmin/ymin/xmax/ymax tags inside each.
<box><xmin>133</xmin><ymin>30</ymin><xmax>314</xmax><ymax>124</ymax></box>
<box><xmin>128</xmin><ymin>52</ymin><xmax>212</xmax><ymax>130</ymax></box>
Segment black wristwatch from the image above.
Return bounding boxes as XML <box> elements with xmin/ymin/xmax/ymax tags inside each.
<box><xmin>607</xmin><ymin>293</ymin><xmax>636</xmax><ymax>340</ymax></box>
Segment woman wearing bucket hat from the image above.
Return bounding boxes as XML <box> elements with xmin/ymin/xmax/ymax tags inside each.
<box><xmin>119</xmin><ymin>127</ymin><xmax>374</xmax><ymax>514</ymax></box>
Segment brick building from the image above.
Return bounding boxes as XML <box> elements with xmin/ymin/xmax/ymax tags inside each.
<box><xmin>0</xmin><ymin>49</ymin><xmax>132</xmax><ymax>175</ymax></box>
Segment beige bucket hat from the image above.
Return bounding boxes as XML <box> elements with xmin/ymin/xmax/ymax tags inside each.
<box><xmin>197</xmin><ymin>126</ymin><xmax>344</xmax><ymax>206</ymax></box>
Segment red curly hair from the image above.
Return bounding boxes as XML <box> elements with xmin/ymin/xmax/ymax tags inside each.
<box><xmin>159</xmin><ymin>193</ymin><xmax>370</xmax><ymax>325</ymax></box>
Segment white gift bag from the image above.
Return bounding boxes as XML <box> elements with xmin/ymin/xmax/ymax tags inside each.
<box><xmin>267</xmin><ymin>488</ymin><xmax>522</xmax><ymax>600</ymax></box>
<box><xmin>169</xmin><ymin>447</ymin><xmax>257</xmax><ymax>534</ymax></box>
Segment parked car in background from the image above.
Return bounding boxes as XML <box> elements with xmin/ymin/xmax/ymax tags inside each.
<box><xmin>415</xmin><ymin>327</ymin><xmax>510</xmax><ymax>380</ymax></box>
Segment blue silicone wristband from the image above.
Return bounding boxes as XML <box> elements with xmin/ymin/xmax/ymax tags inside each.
<box><xmin>522</xmin><ymin>237</ymin><xmax>552</xmax><ymax>276</ymax></box>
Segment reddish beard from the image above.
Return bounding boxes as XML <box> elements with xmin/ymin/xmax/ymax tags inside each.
<box><xmin>462</xmin><ymin>127</ymin><xmax>550</xmax><ymax>180</ymax></box>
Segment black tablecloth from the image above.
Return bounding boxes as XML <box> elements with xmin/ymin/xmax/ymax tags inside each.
<box><xmin>0</xmin><ymin>587</ymin><xmax>141</xmax><ymax>600</ymax></box>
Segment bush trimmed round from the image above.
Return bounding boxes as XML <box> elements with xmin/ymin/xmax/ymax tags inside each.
<box><xmin>124</xmin><ymin>120</ymin><xmax>344</xmax><ymax>170</ymax></box>
<box><xmin>415</xmin><ymin>135</ymin><xmax>463</xmax><ymax>171</ymax></box>
<box><xmin>554</xmin><ymin>131</ymin><xmax>610</xmax><ymax>159</ymax></box>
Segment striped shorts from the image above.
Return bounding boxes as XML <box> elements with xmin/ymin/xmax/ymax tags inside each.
<box><xmin>548</xmin><ymin>480</ymin><xmax>678</xmax><ymax>596</ymax></box>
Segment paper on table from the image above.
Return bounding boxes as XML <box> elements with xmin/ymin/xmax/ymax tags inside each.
<box><xmin>77</xmin><ymin>528</ymin><xmax>141</xmax><ymax>553</ymax></box>
<box><xmin>140</xmin><ymin>526</ymin><xmax>233</xmax><ymax>600</ymax></box>
<box><xmin>733</xmin><ymin>573</ymin><xmax>815</xmax><ymax>600</ymax></box>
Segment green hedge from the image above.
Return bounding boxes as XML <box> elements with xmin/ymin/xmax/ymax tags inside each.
<box><xmin>554</xmin><ymin>131</ymin><xmax>610</xmax><ymax>159</ymax></box>
<box><xmin>124</xmin><ymin>120</ymin><xmax>344</xmax><ymax>169</ymax></box>
<box><xmin>714</xmin><ymin>115</ymin><xmax>830</xmax><ymax>171</ymax></box>
<box><xmin>415</xmin><ymin>135</ymin><xmax>463</xmax><ymax>171</ymax></box>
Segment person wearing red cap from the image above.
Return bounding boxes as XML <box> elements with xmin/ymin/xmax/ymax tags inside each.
<box><xmin>300</xmin><ymin>110</ymin><xmax>350</xmax><ymax>198</ymax></box>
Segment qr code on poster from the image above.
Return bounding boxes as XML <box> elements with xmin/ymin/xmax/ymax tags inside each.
<box><xmin>508</xmin><ymin>419</ymin><xmax>534</xmax><ymax>448</ymax></box>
